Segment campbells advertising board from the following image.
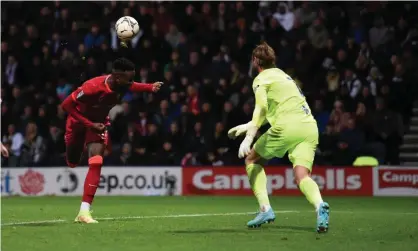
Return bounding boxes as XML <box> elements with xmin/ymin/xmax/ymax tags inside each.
<box><xmin>373</xmin><ymin>166</ymin><xmax>418</xmax><ymax>196</ymax></box>
<box><xmin>182</xmin><ymin>166</ymin><xmax>374</xmax><ymax>196</ymax></box>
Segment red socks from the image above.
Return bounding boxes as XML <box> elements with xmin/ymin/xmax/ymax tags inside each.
<box><xmin>82</xmin><ymin>155</ymin><xmax>103</xmax><ymax>205</ymax></box>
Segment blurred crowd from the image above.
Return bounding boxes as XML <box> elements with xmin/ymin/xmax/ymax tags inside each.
<box><xmin>1</xmin><ymin>2</ymin><xmax>418</xmax><ymax>167</ymax></box>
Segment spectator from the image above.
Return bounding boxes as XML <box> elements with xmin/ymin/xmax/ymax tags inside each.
<box><xmin>216</xmin><ymin>2</ymin><xmax>228</xmax><ymax>32</ymax></box>
<box><xmin>356</xmin><ymin>86</ymin><xmax>375</xmax><ymax>111</ymax></box>
<box><xmin>20</xmin><ymin>122</ymin><xmax>46</xmax><ymax>166</ymax></box>
<box><xmin>366</xmin><ymin>66</ymin><xmax>381</xmax><ymax>96</ymax></box>
<box><xmin>36</xmin><ymin>106</ymin><xmax>49</xmax><ymax>137</ymax></box>
<box><xmin>294</xmin><ymin>2</ymin><xmax>316</xmax><ymax>28</ymax></box>
<box><xmin>329</xmin><ymin>100</ymin><xmax>345</xmax><ymax>133</ymax></box>
<box><xmin>50</xmin><ymin>32</ymin><xmax>63</xmax><ymax>56</ymax></box>
<box><xmin>325</xmin><ymin>66</ymin><xmax>340</xmax><ymax>93</ymax></box>
<box><xmin>153</xmin><ymin>99</ymin><xmax>172</xmax><ymax>132</ymax></box>
<box><xmin>158</xmin><ymin>141</ymin><xmax>178</xmax><ymax>165</ymax></box>
<box><xmin>45</xmin><ymin>123</ymin><xmax>65</xmax><ymax>165</ymax></box>
<box><xmin>273</xmin><ymin>2</ymin><xmax>295</xmax><ymax>32</ymax></box>
<box><xmin>317</xmin><ymin>124</ymin><xmax>338</xmax><ymax>165</ymax></box>
<box><xmin>372</xmin><ymin>98</ymin><xmax>403</xmax><ymax>164</ymax></box>
<box><xmin>355</xmin><ymin>54</ymin><xmax>369</xmax><ymax>78</ymax></box>
<box><xmin>199</xmin><ymin>102</ymin><xmax>215</xmax><ymax>134</ymax></box>
<box><xmin>369</xmin><ymin>17</ymin><xmax>389</xmax><ymax>50</ymax></box>
<box><xmin>355</xmin><ymin>102</ymin><xmax>370</xmax><ymax>131</ymax></box>
<box><xmin>238</xmin><ymin>102</ymin><xmax>252</xmax><ymax>124</ymax></box>
<box><xmin>220</xmin><ymin>101</ymin><xmax>237</xmax><ymax>130</ymax></box>
<box><xmin>359</xmin><ymin>42</ymin><xmax>372</xmax><ymax>61</ymax></box>
<box><xmin>186</xmin><ymin>121</ymin><xmax>208</xmax><ymax>154</ymax></box>
<box><xmin>84</xmin><ymin>25</ymin><xmax>105</xmax><ymax>50</ymax></box>
<box><xmin>313</xmin><ymin>99</ymin><xmax>330</xmax><ymax>134</ymax></box>
<box><xmin>165</xmin><ymin>24</ymin><xmax>183</xmax><ymax>48</ymax></box>
<box><xmin>334</xmin><ymin>117</ymin><xmax>365</xmax><ymax>165</ymax></box>
<box><xmin>308</xmin><ymin>19</ymin><xmax>329</xmax><ymax>49</ymax></box>
<box><xmin>112</xmin><ymin>102</ymin><xmax>133</xmax><ymax>142</ymax></box>
<box><xmin>5</xmin><ymin>55</ymin><xmax>21</xmax><ymax>86</ymax></box>
<box><xmin>20</xmin><ymin>105</ymin><xmax>34</xmax><ymax>132</ymax></box>
<box><xmin>187</xmin><ymin>85</ymin><xmax>200</xmax><ymax>116</ymax></box>
<box><xmin>341</xmin><ymin>68</ymin><xmax>362</xmax><ymax>99</ymax></box>
<box><xmin>169</xmin><ymin>92</ymin><xmax>182</xmax><ymax>118</ymax></box>
<box><xmin>165</xmin><ymin>122</ymin><xmax>182</xmax><ymax>152</ymax></box>
<box><xmin>335</xmin><ymin>49</ymin><xmax>350</xmax><ymax>72</ymax></box>
<box><xmin>55</xmin><ymin>8</ymin><xmax>71</xmax><ymax>34</ymax></box>
<box><xmin>2</xmin><ymin>124</ymin><xmax>24</xmax><ymax>166</ymax></box>
<box><xmin>140</xmin><ymin>123</ymin><xmax>161</xmax><ymax>156</ymax></box>
<box><xmin>114</xmin><ymin>143</ymin><xmax>136</xmax><ymax>166</ymax></box>
<box><xmin>166</xmin><ymin>50</ymin><xmax>185</xmax><ymax>79</ymax></box>
<box><xmin>154</xmin><ymin>4</ymin><xmax>173</xmax><ymax>35</ymax></box>
<box><xmin>121</xmin><ymin>124</ymin><xmax>139</xmax><ymax>146</ymax></box>
<box><xmin>209</xmin><ymin>122</ymin><xmax>229</xmax><ymax>155</ymax></box>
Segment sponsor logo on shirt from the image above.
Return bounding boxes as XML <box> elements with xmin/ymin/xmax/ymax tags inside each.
<box><xmin>76</xmin><ymin>90</ymin><xmax>84</xmax><ymax>99</ymax></box>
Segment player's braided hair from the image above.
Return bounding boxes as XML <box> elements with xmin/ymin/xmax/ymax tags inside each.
<box><xmin>252</xmin><ymin>42</ymin><xmax>276</xmax><ymax>69</ymax></box>
<box><xmin>112</xmin><ymin>58</ymin><xmax>135</xmax><ymax>72</ymax></box>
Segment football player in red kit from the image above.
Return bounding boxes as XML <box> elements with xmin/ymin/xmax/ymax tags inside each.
<box><xmin>61</xmin><ymin>58</ymin><xmax>162</xmax><ymax>223</ymax></box>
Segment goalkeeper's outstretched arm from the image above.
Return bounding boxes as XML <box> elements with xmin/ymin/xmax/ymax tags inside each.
<box><xmin>227</xmin><ymin>81</ymin><xmax>268</xmax><ymax>140</ymax></box>
<box><xmin>246</xmin><ymin>82</ymin><xmax>268</xmax><ymax>137</ymax></box>
<box><xmin>235</xmin><ymin>82</ymin><xmax>269</xmax><ymax>158</ymax></box>
<box><xmin>251</xmin><ymin>84</ymin><xmax>268</xmax><ymax>128</ymax></box>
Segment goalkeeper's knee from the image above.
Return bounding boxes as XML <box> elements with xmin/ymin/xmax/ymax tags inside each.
<box><xmin>245</xmin><ymin>149</ymin><xmax>263</xmax><ymax>166</ymax></box>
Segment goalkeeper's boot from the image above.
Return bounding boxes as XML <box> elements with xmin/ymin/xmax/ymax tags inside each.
<box><xmin>247</xmin><ymin>207</ymin><xmax>275</xmax><ymax>228</ymax></box>
<box><xmin>316</xmin><ymin>202</ymin><xmax>330</xmax><ymax>233</ymax></box>
<box><xmin>74</xmin><ymin>210</ymin><xmax>98</xmax><ymax>224</ymax></box>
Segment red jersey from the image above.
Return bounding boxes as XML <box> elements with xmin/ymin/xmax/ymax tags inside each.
<box><xmin>62</xmin><ymin>75</ymin><xmax>154</xmax><ymax>127</ymax></box>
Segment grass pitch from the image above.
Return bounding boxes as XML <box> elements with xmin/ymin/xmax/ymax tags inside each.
<box><xmin>2</xmin><ymin>196</ymin><xmax>418</xmax><ymax>251</ymax></box>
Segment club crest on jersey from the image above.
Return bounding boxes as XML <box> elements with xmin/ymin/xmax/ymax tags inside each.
<box><xmin>76</xmin><ymin>90</ymin><xmax>84</xmax><ymax>99</ymax></box>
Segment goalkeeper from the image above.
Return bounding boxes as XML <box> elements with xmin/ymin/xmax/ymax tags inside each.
<box><xmin>228</xmin><ymin>42</ymin><xmax>329</xmax><ymax>233</ymax></box>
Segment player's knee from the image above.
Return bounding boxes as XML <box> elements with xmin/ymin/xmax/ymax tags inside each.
<box><xmin>66</xmin><ymin>152</ymin><xmax>81</xmax><ymax>168</ymax></box>
<box><xmin>66</xmin><ymin>159</ymin><xmax>78</xmax><ymax>168</ymax></box>
<box><xmin>245</xmin><ymin>153</ymin><xmax>257</xmax><ymax>166</ymax></box>
<box><xmin>245</xmin><ymin>150</ymin><xmax>264</xmax><ymax>166</ymax></box>
<box><xmin>88</xmin><ymin>142</ymin><xmax>105</xmax><ymax>157</ymax></box>
<box><xmin>293</xmin><ymin>165</ymin><xmax>310</xmax><ymax>185</ymax></box>
<box><xmin>245</xmin><ymin>155</ymin><xmax>254</xmax><ymax>166</ymax></box>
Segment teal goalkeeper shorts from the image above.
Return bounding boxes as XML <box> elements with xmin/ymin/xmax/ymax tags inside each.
<box><xmin>253</xmin><ymin>122</ymin><xmax>319</xmax><ymax>171</ymax></box>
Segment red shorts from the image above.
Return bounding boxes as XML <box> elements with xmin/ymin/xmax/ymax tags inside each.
<box><xmin>64</xmin><ymin>118</ymin><xmax>111</xmax><ymax>150</ymax></box>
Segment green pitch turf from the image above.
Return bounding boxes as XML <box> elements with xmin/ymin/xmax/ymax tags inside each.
<box><xmin>2</xmin><ymin>196</ymin><xmax>418</xmax><ymax>251</ymax></box>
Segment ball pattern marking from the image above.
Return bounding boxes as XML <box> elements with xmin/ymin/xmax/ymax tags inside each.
<box><xmin>116</xmin><ymin>16</ymin><xmax>139</xmax><ymax>39</ymax></box>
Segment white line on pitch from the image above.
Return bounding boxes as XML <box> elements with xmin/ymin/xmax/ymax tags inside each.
<box><xmin>1</xmin><ymin>210</ymin><xmax>298</xmax><ymax>227</ymax></box>
<box><xmin>3</xmin><ymin>210</ymin><xmax>418</xmax><ymax>227</ymax></box>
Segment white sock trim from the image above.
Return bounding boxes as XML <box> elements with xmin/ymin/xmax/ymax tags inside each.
<box><xmin>80</xmin><ymin>202</ymin><xmax>91</xmax><ymax>211</ymax></box>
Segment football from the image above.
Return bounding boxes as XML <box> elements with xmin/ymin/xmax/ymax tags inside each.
<box><xmin>115</xmin><ymin>16</ymin><xmax>140</xmax><ymax>41</ymax></box>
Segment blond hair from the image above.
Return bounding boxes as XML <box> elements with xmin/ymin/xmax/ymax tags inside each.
<box><xmin>252</xmin><ymin>42</ymin><xmax>276</xmax><ymax>69</ymax></box>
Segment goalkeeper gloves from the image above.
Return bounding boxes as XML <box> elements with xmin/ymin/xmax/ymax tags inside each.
<box><xmin>228</xmin><ymin>122</ymin><xmax>251</xmax><ymax>139</ymax></box>
<box><xmin>228</xmin><ymin>122</ymin><xmax>258</xmax><ymax>159</ymax></box>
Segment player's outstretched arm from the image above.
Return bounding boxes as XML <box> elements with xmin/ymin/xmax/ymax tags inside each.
<box><xmin>251</xmin><ymin>83</ymin><xmax>268</xmax><ymax>129</ymax></box>
<box><xmin>131</xmin><ymin>82</ymin><xmax>163</xmax><ymax>93</ymax></box>
<box><xmin>61</xmin><ymin>92</ymin><xmax>95</xmax><ymax>128</ymax></box>
<box><xmin>238</xmin><ymin>83</ymin><xmax>268</xmax><ymax>158</ymax></box>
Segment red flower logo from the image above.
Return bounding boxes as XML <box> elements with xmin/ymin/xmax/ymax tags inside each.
<box><xmin>19</xmin><ymin>169</ymin><xmax>45</xmax><ymax>195</ymax></box>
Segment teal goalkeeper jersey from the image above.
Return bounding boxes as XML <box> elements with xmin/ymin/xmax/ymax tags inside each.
<box><xmin>251</xmin><ymin>68</ymin><xmax>316</xmax><ymax>128</ymax></box>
